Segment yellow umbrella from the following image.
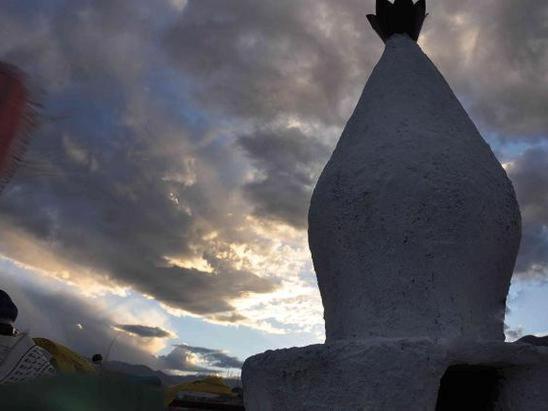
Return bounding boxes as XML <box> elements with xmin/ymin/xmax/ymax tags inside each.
<box><xmin>164</xmin><ymin>375</ymin><xmax>235</xmax><ymax>405</ymax></box>
<box><xmin>33</xmin><ymin>337</ymin><xmax>96</xmax><ymax>375</ymax></box>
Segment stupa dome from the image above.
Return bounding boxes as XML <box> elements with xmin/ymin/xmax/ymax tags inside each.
<box><xmin>308</xmin><ymin>4</ymin><xmax>521</xmax><ymax>342</ymax></box>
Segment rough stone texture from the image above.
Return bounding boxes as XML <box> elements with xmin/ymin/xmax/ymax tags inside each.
<box><xmin>308</xmin><ymin>34</ymin><xmax>521</xmax><ymax>342</ymax></box>
<box><xmin>242</xmin><ymin>339</ymin><xmax>548</xmax><ymax>411</ymax></box>
<box><xmin>498</xmin><ymin>365</ymin><xmax>548</xmax><ymax>410</ymax></box>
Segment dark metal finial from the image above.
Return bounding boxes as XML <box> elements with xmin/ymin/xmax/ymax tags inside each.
<box><xmin>367</xmin><ymin>0</ymin><xmax>428</xmax><ymax>43</ymax></box>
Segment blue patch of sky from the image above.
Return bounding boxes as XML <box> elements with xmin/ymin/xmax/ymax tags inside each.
<box><xmin>144</xmin><ymin>66</ymin><xmax>213</xmax><ymax>136</ymax></box>
<box><xmin>298</xmin><ymin>266</ymin><xmax>318</xmax><ymax>289</ymax></box>
<box><xmin>506</xmin><ymin>278</ymin><xmax>548</xmax><ymax>337</ymax></box>
<box><xmin>480</xmin><ymin>131</ymin><xmax>548</xmax><ymax>162</ymax></box>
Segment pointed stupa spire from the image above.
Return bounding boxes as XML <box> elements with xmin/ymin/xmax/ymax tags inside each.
<box><xmin>366</xmin><ymin>0</ymin><xmax>428</xmax><ymax>42</ymax></box>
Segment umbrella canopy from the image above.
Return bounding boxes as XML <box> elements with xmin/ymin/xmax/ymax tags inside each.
<box><xmin>165</xmin><ymin>375</ymin><xmax>235</xmax><ymax>405</ymax></box>
<box><xmin>33</xmin><ymin>337</ymin><xmax>97</xmax><ymax>375</ymax></box>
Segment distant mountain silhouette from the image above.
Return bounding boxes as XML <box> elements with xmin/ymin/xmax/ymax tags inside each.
<box><xmin>103</xmin><ymin>361</ymin><xmax>241</xmax><ymax>387</ymax></box>
<box><xmin>515</xmin><ymin>335</ymin><xmax>548</xmax><ymax>347</ymax></box>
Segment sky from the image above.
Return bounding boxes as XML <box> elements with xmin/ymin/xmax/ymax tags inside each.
<box><xmin>0</xmin><ymin>0</ymin><xmax>547</xmax><ymax>374</ymax></box>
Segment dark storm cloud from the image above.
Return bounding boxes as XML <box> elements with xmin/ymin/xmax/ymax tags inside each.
<box><xmin>423</xmin><ymin>0</ymin><xmax>548</xmax><ymax>139</ymax></box>
<box><xmin>161</xmin><ymin>344</ymin><xmax>243</xmax><ymax>371</ymax></box>
<box><xmin>164</xmin><ymin>0</ymin><xmax>373</xmax><ymax>125</ymax></box>
<box><xmin>116</xmin><ymin>324</ymin><xmax>173</xmax><ymax>339</ymax></box>
<box><xmin>0</xmin><ymin>123</ymin><xmax>274</xmax><ymax>316</ymax></box>
<box><xmin>166</xmin><ymin>0</ymin><xmax>548</xmax><ymax>276</ymax></box>
<box><xmin>211</xmin><ymin>312</ymin><xmax>247</xmax><ymax>324</ymax></box>
<box><xmin>507</xmin><ymin>149</ymin><xmax>548</xmax><ymax>226</ymax></box>
<box><xmin>1</xmin><ymin>0</ymin><xmax>548</xmax><ymax>329</ymax></box>
<box><xmin>186</xmin><ymin>345</ymin><xmax>243</xmax><ymax>369</ymax></box>
<box><xmin>165</xmin><ymin>0</ymin><xmax>548</xmax><ymax>139</ymax></box>
<box><xmin>0</xmin><ymin>0</ymin><xmax>276</xmax><ymax>320</ymax></box>
<box><xmin>238</xmin><ymin>127</ymin><xmax>331</xmax><ymax>228</ymax></box>
<box><xmin>164</xmin><ymin>0</ymin><xmax>548</xmax><ymax>227</ymax></box>
<box><xmin>140</xmin><ymin>265</ymin><xmax>273</xmax><ymax>314</ymax></box>
<box><xmin>506</xmin><ymin>148</ymin><xmax>548</xmax><ymax>276</ymax></box>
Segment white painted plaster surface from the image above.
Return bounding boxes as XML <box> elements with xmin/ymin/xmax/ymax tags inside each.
<box><xmin>243</xmin><ymin>339</ymin><xmax>548</xmax><ymax>411</ymax></box>
<box><xmin>308</xmin><ymin>34</ymin><xmax>521</xmax><ymax>342</ymax></box>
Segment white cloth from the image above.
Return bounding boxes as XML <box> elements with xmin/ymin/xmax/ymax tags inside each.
<box><xmin>0</xmin><ymin>333</ymin><xmax>56</xmax><ymax>384</ymax></box>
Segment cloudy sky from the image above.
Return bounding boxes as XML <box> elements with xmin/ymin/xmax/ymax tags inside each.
<box><xmin>0</xmin><ymin>0</ymin><xmax>547</xmax><ymax>373</ymax></box>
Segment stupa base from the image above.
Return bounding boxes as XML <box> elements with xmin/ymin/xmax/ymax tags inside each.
<box><xmin>242</xmin><ymin>338</ymin><xmax>548</xmax><ymax>410</ymax></box>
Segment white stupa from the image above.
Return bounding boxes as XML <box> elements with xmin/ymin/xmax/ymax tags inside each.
<box><xmin>243</xmin><ymin>1</ymin><xmax>548</xmax><ymax>409</ymax></box>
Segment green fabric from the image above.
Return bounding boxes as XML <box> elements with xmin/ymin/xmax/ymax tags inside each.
<box><xmin>0</xmin><ymin>374</ymin><xmax>165</xmax><ymax>411</ymax></box>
